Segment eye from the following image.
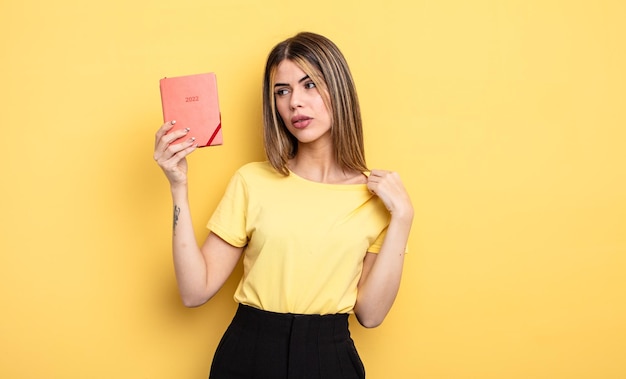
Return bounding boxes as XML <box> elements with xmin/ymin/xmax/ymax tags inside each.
<box><xmin>275</xmin><ymin>88</ymin><xmax>290</xmax><ymax>96</ymax></box>
<box><xmin>304</xmin><ymin>81</ymin><xmax>316</xmax><ymax>90</ymax></box>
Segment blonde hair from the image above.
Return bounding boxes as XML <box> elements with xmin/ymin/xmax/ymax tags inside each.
<box><xmin>262</xmin><ymin>32</ymin><xmax>367</xmax><ymax>176</ymax></box>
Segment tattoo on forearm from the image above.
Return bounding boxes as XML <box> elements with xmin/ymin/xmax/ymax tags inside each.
<box><xmin>173</xmin><ymin>205</ymin><xmax>181</xmax><ymax>234</ymax></box>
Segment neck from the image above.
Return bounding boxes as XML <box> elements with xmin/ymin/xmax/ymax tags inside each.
<box><xmin>289</xmin><ymin>143</ymin><xmax>364</xmax><ymax>184</ymax></box>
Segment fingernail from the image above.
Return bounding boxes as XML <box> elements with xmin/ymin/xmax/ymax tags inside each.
<box><xmin>185</xmin><ymin>128</ymin><xmax>190</xmax><ymax>132</ymax></box>
<box><xmin>171</xmin><ymin>120</ymin><xmax>176</xmax><ymax>125</ymax></box>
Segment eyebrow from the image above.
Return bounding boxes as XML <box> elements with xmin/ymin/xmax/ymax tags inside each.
<box><xmin>274</xmin><ymin>75</ymin><xmax>310</xmax><ymax>88</ymax></box>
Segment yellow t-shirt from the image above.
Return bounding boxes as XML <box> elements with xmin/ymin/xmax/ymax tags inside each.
<box><xmin>207</xmin><ymin>161</ymin><xmax>390</xmax><ymax>315</ymax></box>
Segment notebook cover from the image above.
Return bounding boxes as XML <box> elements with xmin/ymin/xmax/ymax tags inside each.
<box><xmin>159</xmin><ymin>72</ymin><xmax>223</xmax><ymax>147</ymax></box>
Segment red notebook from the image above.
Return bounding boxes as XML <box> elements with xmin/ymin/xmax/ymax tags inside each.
<box><xmin>159</xmin><ymin>72</ymin><xmax>223</xmax><ymax>147</ymax></box>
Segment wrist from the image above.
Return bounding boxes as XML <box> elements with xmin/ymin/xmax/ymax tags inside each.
<box><xmin>390</xmin><ymin>207</ymin><xmax>414</xmax><ymax>224</ymax></box>
<box><xmin>170</xmin><ymin>183</ymin><xmax>189</xmax><ymax>199</ymax></box>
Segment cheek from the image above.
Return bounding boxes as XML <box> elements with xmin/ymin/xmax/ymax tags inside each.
<box><xmin>315</xmin><ymin>98</ymin><xmax>332</xmax><ymax>121</ymax></box>
<box><xmin>275</xmin><ymin>98</ymin><xmax>290</xmax><ymax>122</ymax></box>
<box><xmin>313</xmin><ymin>90</ymin><xmax>332</xmax><ymax>118</ymax></box>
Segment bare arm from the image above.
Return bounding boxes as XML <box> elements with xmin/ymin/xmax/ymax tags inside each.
<box><xmin>170</xmin><ymin>187</ymin><xmax>243</xmax><ymax>307</ymax></box>
<box><xmin>154</xmin><ymin>121</ymin><xmax>243</xmax><ymax>307</ymax></box>
<box><xmin>354</xmin><ymin>170</ymin><xmax>413</xmax><ymax>328</ymax></box>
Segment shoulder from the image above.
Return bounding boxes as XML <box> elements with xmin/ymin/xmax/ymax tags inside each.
<box><xmin>234</xmin><ymin>161</ymin><xmax>283</xmax><ymax>182</ymax></box>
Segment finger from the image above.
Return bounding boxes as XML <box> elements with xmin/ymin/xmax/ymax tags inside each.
<box><xmin>368</xmin><ymin>169</ymin><xmax>383</xmax><ymax>177</ymax></box>
<box><xmin>159</xmin><ymin>136</ymin><xmax>196</xmax><ymax>160</ymax></box>
<box><xmin>367</xmin><ymin>171</ymin><xmax>387</xmax><ymax>184</ymax></box>
<box><xmin>368</xmin><ymin>169</ymin><xmax>393</xmax><ymax>180</ymax></box>
<box><xmin>154</xmin><ymin>134</ymin><xmax>195</xmax><ymax>162</ymax></box>
<box><xmin>155</xmin><ymin>120</ymin><xmax>177</xmax><ymax>145</ymax></box>
<box><xmin>155</xmin><ymin>126</ymin><xmax>191</xmax><ymax>156</ymax></box>
<box><xmin>367</xmin><ymin>172</ymin><xmax>404</xmax><ymax>198</ymax></box>
<box><xmin>366</xmin><ymin>180</ymin><xmax>378</xmax><ymax>195</ymax></box>
<box><xmin>154</xmin><ymin>121</ymin><xmax>191</xmax><ymax>152</ymax></box>
<box><xmin>160</xmin><ymin>141</ymin><xmax>198</xmax><ymax>168</ymax></box>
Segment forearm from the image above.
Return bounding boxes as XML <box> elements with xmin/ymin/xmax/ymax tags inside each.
<box><xmin>170</xmin><ymin>185</ymin><xmax>210</xmax><ymax>307</ymax></box>
<box><xmin>354</xmin><ymin>213</ymin><xmax>412</xmax><ymax>328</ymax></box>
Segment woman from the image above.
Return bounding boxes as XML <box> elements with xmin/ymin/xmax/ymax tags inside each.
<box><xmin>153</xmin><ymin>32</ymin><xmax>413</xmax><ymax>379</ymax></box>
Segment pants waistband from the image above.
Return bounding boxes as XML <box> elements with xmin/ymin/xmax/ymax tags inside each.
<box><xmin>210</xmin><ymin>304</ymin><xmax>364</xmax><ymax>378</ymax></box>
<box><xmin>233</xmin><ymin>303</ymin><xmax>350</xmax><ymax>339</ymax></box>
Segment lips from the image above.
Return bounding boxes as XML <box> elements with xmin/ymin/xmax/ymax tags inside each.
<box><xmin>291</xmin><ymin>115</ymin><xmax>312</xmax><ymax>129</ymax></box>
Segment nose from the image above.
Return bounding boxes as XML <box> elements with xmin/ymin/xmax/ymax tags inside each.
<box><xmin>289</xmin><ymin>87</ymin><xmax>303</xmax><ymax>110</ymax></box>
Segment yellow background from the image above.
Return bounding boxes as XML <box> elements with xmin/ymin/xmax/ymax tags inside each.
<box><xmin>1</xmin><ymin>0</ymin><xmax>625</xmax><ymax>378</ymax></box>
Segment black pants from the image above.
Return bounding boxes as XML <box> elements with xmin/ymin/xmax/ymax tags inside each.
<box><xmin>209</xmin><ymin>304</ymin><xmax>366</xmax><ymax>379</ymax></box>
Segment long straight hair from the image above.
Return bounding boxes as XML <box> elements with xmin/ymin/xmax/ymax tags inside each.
<box><xmin>262</xmin><ymin>32</ymin><xmax>367</xmax><ymax>176</ymax></box>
